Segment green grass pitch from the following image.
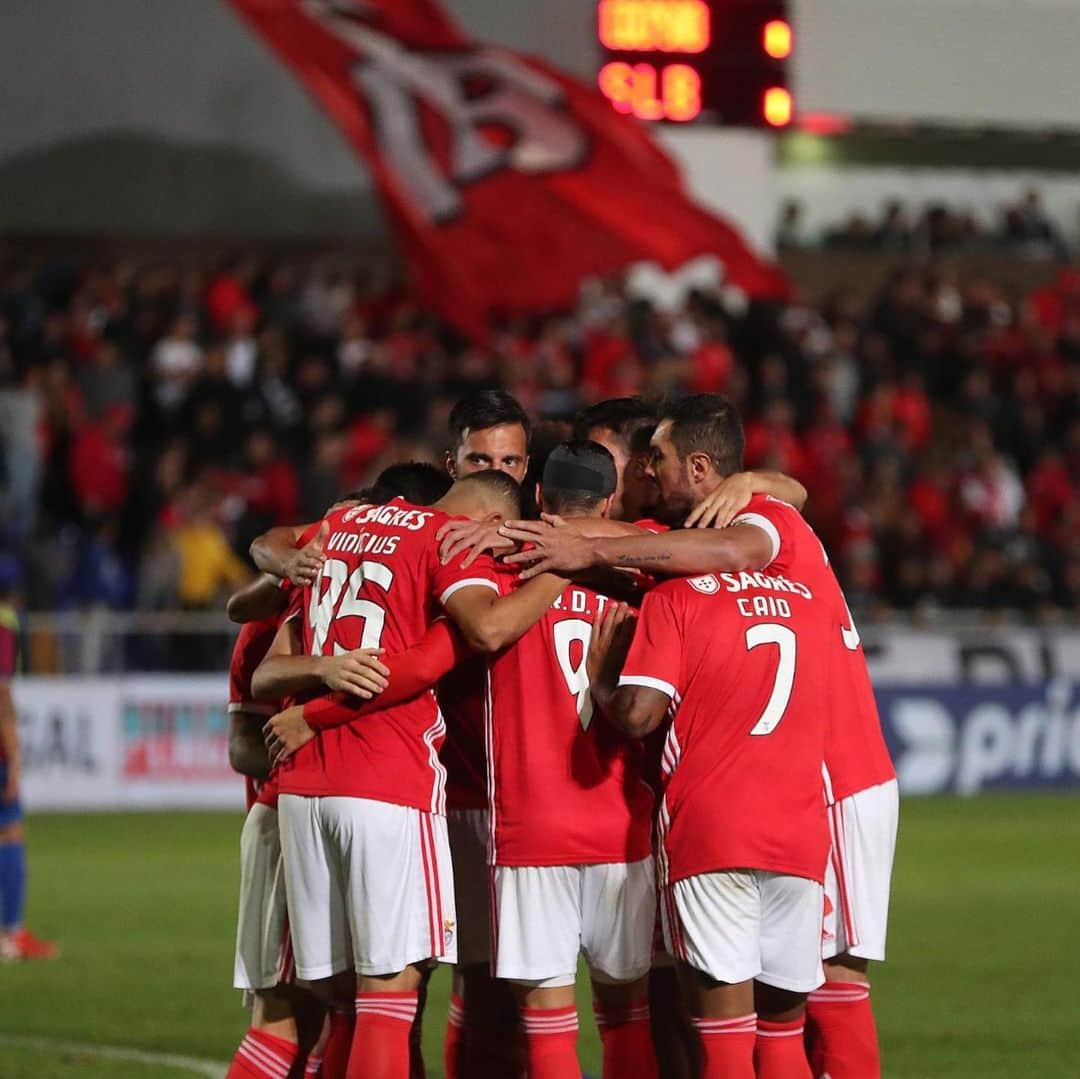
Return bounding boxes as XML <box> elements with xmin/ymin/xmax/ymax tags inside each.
<box><xmin>1</xmin><ymin>795</ymin><xmax>1078</xmax><ymax>1077</ymax></box>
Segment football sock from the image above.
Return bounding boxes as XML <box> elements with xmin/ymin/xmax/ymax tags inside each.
<box><xmin>521</xmin><ymin>1005</ymin><xmax>580</xmax><ymax>1079</ymax></box>
<box><xmin>320</xmin><ymin>1008</ymin><xmax>354</xmax><ymax>1079</ymax></box>
<box><xmin>349</xmin><ymin>991</ymin><xmax>418</xmax><ymax>1079</ymax></box>
<box><xmin>226</xmin><ymin>1028</ymin><xmax>300</xmax><ymax>1079</ymax></box>
<box><xmin>755</xmin><ymin>1017</ymin><xmax>812</xmax><ymax>1079</ymax></box>
<box><xmin>304</xmin><ymin>1051</ymin><xmax>323</xmax><ymax>1076</ymax></box>
<box><xmin>0</xmin><ymin>840</ymin><xmax>26</xmax><ymax>931</ymax></box>
<box><xmin>806</xmin><ymin>981</ymin><xmax>880</xmax><ymax>1078</ymax></box>
<box><xmin>593</xmin><ymin>999</ymin><xmax>658</xmax><ymax>1079</ymax></box>
<box><xmin>443</xmin><ymin>992</ymin><xmax>465</xmax><ymax>1079</ymax></box>
<box><xmin>691</xmin><ymin>1014</ymin><xmax>756</xmax><ymax>1079</ymax></box>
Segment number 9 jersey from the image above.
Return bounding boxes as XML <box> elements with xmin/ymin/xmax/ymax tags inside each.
<box><xmin>486</xmin><ymin>577</ymin><xmax>654</xmax><ymax>868</ymax></box>
<box><xmin>277</xmin><ymin>498</ymin><xmax>499</xmax><ymax>814</ymax></box>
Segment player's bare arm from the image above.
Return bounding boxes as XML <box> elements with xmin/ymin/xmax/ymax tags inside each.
<box><xmin>684</xmin><ymin>470</ymin><xmax>808</xmax><ymax>529</ymax></box>
<box><xmin>225</xmin><ymin>573</ymin><xmax>288</xmax><ymax>624</ymax></box>
<box><xmin>501</xmin><ymin>519</ymin><xmax>775</xmax><ymax>580</ymax></box>
<box><xmin>608</xmin><ymin>685</ymin><xmax>670</xmax><ymax>740</ymax></box>
<box><xmin>252</xmin><ymin>617</ymin><xmax>390</xmax><ymax>701</ymax></box>
<box><xmin>442</xmin><ymin>575</ymin><xmax>568</xmax><ymax>653</ymax></box>
<box><xmin>249</xmin><ymin>520</ymin><xmax>328</xmax><ymax>585</ymax></box>
<box><xmin>0</xmin><ymin>683</ymin><xmax>19</xmax><ymax>804</ymax></box>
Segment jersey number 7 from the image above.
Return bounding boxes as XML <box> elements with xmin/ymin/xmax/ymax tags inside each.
<box><xmin>745</xmin><ymin>623</ymin><xmax>796</xmax><ymax>736</ymax></box>
<box><xmin>309</xmin><ymin>557</ymin><xmax>395</xmax><ymax>655</ymax></box>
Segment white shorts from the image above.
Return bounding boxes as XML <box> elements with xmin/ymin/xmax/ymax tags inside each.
<box><xmin>823</xmin><ymin>779</ymin><xmax>899</xmax><ymax>962</ymax></box>
<box><xmin>233</xmin><ymin>803</ymin><xmax>293</xmax><ymax>991</ymax></box>
<box><xmin>447</xmin><ymin>808</ymin><xmax>491</xmax><ymax>968</ymax></box>
<box><xmin>278</xmin><ymin>794</ymin><xmax>457</xmax><ymax>980</ymax></box>
<box><xmin>492</xmin><ymin>858</ymin><xmax>656</xmax><ymax>988</ymax></box>
<box><xmin>663</xmin><ymin>870</ymin><xmax>824</xmax><ymax>993</ymax></box>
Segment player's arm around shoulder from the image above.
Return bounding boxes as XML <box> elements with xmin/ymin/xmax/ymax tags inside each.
<box><xmin>441</xmin><ymin>572</ymin><xmax>566</xmax><ymax>654</ymax></box>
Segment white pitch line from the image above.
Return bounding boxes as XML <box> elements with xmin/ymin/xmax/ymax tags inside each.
<box><xmin>0</xmin><ymin>1032</ymin><xmax>228</xmax><ymax>1077</ymax></box>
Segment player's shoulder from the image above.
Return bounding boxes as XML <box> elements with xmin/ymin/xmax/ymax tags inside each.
<box><xmin>647</xmin><ymin>574</ymin><xmax>721</xmax><ymax>604</ymax></box>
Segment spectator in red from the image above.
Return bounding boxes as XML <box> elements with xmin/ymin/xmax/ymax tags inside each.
<box><xmin>687</xmin><ymin>318</ymin><xmax>735</xmax><ymax>393</ymax></box>
<box><xmin>239</xmin><ymin>429</ymin><xmax>299</xmax><ymax>527</ymax></box>
<box><xmin>69</xmin><ymin>402</ymin><xmax>132</xmax><ymax>518</ymax></box>
<box><xmin>205</xmin><ymin>260</ymin><xmax>257</xmax><ymax>334</ymax></box>
<box><xmin>743</xmin><ymin>399</ymin><xmax>808</xmax><ymax>479</ymax></box>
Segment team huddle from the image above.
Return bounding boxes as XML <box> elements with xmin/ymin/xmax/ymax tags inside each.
<box><xmin>222</xmin><ymin>391</ymin><xmax>898</xmax><ymax>1079</ymax></box>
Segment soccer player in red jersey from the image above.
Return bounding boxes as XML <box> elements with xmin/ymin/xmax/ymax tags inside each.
<box><xmin>274</xmin><ymin>472</ymin><xmax>568</xmax><ymax>1079</ymax></box>
<box><xmin>504</xmin><ymin>394</ymin><xmax>896</xmax><ymax>1077</ymax></box>
<box><xmin>486</xmin><ymin>441</ymin><xmax>658</xmax><ymax>1079</ymax></box>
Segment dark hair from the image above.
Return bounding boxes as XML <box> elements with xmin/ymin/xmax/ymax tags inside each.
<box><xmin>572</xmin><ymin>397</ymin><xmax>656</xmax><ymax>447</ymax></box>
<box><xmin>628</xmin><ymin>422</ymin><xmax>657</xmax><ymax>456</ymax></box>
<box><xmin>448</xmin><ymin>390</ymin><xmax>531</xmax><ymax>450</ymax></box>
<box><xmin>661</xmin><ymin>394</ymin><xmax>744</xmax><ymax>477</ymax></box>
<box><xmin>454</xmin><ymin>469</ymin><xmax>524</xmax><ymax>518</ymax></box>
<box><xmin>541</xmin><ymin>440</ymin><xmax>617</xmax><ymax>516</ymax></box>
<box><xmin>358</xmin><ymin>462</ymin><xmax>452</xmax><ymax>506</ymax></box>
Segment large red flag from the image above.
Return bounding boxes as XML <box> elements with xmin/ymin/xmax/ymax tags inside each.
<box><xmin>227</xmin><ymin>0</ymin><xmax>789</xmax><ymax>337</ymax></box>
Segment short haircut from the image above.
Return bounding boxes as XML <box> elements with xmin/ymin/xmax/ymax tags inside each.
<box><xmin>541</xmin><ymin>440</ymin><xmax>617</xmax><ymax>516</ymax></box>
<box><xmin>572</xmin><ymin>397</ymin><xmax>656</xmax><ymax>447</ymax></box>
<box><xmin>448</xmin><ymin>390</ymin><xmax>531</xmax><ymax>450</ymax></box>
<box><xmin>453</xmin><ymin>469</ymin><xmax>524</xmax><ymax>518</ymax></box>
<box><xmin>661</xmin><ymin>394</ymin><xmax>745</xmax><ymax>477</ymax></box>
<box><xmin>359</xmin><ymin>462</ymin><xmax>453</xmax><ymax>506</ymax></box>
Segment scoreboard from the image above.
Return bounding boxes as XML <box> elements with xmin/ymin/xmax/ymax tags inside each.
<box><xmin>597</xmin><ymin>0</ymin><xmax>792</xmax><ymax>127</ymax></box>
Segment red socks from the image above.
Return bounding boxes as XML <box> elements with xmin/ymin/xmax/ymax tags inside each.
<box><xmin>692</xmin><ymin>1014</ymin><xmax>756</xmax><ymax>1079</ymax></box>
<box><xmin>756</xmin><ymin>1017</ymin><xmax>812</xmax><ymax>1079</ymax></box>
<box><xmin>593</xmin><ymin>1000</ymin><xmax>658</xmax><ymax>1079</ymax></box>
<box><xmin>348</xmin><ymin>992</ymin><xmax>418</xmax><ymax>1079</ymax></box>
<box><xmin>806</xmin><ymin>981</ymin><xmax>880</xmax><ymax>1078</ymax></box>
<box><xmin>321</xmin><ymin>1008</ymin><xmax>355</xmax><ymax>1079</ymax></box>
<box><xmin>521</xmin><ymin>1005</ymin><xmax>580</xmax><ymax>1079</ymax></box>
<box><xmin>227</xmin><ymin>1028</ymin><xmax>299</xmax><ymax>1079</ymax></box>
<box><xmin>444</xmin><ymin>992</ymin><xmax>465</xmax><ymax>1079</ymax></box>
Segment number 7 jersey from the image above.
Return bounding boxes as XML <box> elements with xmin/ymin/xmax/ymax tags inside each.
<box><xmin>619</xmin><ymin>504</ymin><xmax>832</xmax><ymax>887</ymax></box>
<box><xmin>486</xmin><ymin>577</ymin><xmax>654</xmax><ymax>868</ymax></box>
<box><xmin>277</xmin><ymin>498</ymin><xmax>499</xmax><ymax>814</ymax></box>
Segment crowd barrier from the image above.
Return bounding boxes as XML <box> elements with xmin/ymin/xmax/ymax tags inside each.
<box><xmin>13</xmin><ymin>627</ymin><xmax>1080</xmax><ymax>810</ymax></box>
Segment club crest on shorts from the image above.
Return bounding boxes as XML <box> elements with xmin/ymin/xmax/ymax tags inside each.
<box><xmin>688</xmin><ymin>574</ymin><xmax>720</xmax><ymax>595</ymax></box>
<box><xmin>443</xmin><ymin>918</ymin><xmax>456</xmax><ymax>948</ymax></box>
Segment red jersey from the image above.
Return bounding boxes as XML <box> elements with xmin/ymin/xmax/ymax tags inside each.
<box><xmin>620</xmin><ymin>501</ymin><xmax>832</xmax><ymax>885</ymax></box>
<box><xmin>731</xmin><ymin>496</ymin><xmax>895</xmax><ymax>803</ymax></box>
<box><xmin>276</xmin><ymin>498</ymin><xmax>498</xmax><ymax>813</ymax></box>
<box><xmin>487</xmin><ymin>579</ymin><xmax>654</xmax><ymax>868</ymax></box>
<box><xmin>439</xmin><ymin>659</ymin><xmax>492</xmax><ymax>812</ymax></box>
<box><xmin>228</xmin><ymin>614</ymin><xmax>283</xmax><ymax>811</ymax></box>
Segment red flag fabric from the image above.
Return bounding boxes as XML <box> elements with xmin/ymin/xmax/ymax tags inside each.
<box><xmin>227</xmin><ymin>0</ymin><xmax>789</xmax><ymax>337</ymax></box>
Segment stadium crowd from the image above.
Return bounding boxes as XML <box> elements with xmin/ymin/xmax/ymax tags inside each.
<box><xmin>0</xmin><ymin>249</ymin><xmax>1077</xmax><ymax>625</ymax></box>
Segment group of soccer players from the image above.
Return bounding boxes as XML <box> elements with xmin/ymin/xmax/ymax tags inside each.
<box><xmin>222</xmin><ymin>389</ymin><xmax>898</xmax><ymax>1079</ymax></box>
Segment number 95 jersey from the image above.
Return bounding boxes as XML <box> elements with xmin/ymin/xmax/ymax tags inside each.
<box><xmin>277</xmin><ymin>498</ymin><xmax>499</xmax><ymax>814</ymax></box>
<box><xmin>486</xmin><ymin>579</ymin><xmax>655</xmax><ymax>869</ymax></box>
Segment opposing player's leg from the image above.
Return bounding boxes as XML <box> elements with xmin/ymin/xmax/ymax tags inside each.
<box><xmin>582</xmin><ymin>858</ymin><xmax>659</xmax><ymax>1079</ymax></box>
<box><xmin>0</xmin><ymin>782</ymin><xmax>57</xmax><ymax>960</ymax></box>
<box><xmin>493</xmin><ymin>864</ymin><xmax>583</xmax><ymax>1079</ymax></box>
<box><xmin>444</xmin><ymin>809</ymin><xmax>520</xmax><ymax>1079</ymax></box>
<box><xmin>808</xmin><ymin>780</ymin><xmax>898</xmax><ymax>1079</ymax></box>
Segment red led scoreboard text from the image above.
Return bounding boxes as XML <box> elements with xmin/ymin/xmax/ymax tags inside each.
<box><xmin>597</xmin><ymin>0</ymin><xmax>793</xmax><ymax>127</ymax></box>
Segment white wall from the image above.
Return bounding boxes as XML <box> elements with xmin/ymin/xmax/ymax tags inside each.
<box><xmin>793</xmin><ymin>0</ymin><xmax>1080</xmax><ymax>129</ymax></box>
